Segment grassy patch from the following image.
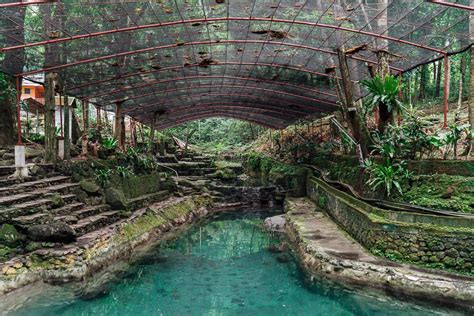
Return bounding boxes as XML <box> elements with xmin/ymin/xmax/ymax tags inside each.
<box><xmin>395</xmin><ymin>175</ymin><xmax>474</xmax><ymax>213</ymax></box>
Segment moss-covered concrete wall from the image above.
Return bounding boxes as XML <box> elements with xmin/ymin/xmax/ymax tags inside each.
<box><xmin>109</xmin><ymin>173</ymin><xmax>161</xmax><ymax>199</ymax></box>
<box><xmin>313</xmin><ymin>154</ymin><xmax>474</xmax><ymax>177</ymax></box>
<box><xmin>242</xmin><ymin>152</ymin><xmax>308</xmax><ymax>197</ymax></box>
<box><xmin>307</xmin><ymin>177</ymin><xmax>473</xmax><ymax>273</ymax></box>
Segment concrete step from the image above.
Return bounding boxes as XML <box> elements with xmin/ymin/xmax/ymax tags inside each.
<box><xmin>71</xmin><ymin>211</ymin><xmax>121</xmax><ymax>235</ymax></box>
<box><xmin>0</xmin><ymin>182</ymin><xmax>79</xmax><ymax>206</ymax></box>
<box><xmin>72</xmin><ymin>204</ymin><xmax>110</xmax><ymax>219</ymax></box>
<box><xmin>128</xmin><ymin>190</ymin><xmax>170</xmax><ymax>209</ymax></box>
<box><xmin>54</xmin><ymin>214</ymin><xmax>79</xmax><ymax>225</ymax></box>
<box><xmin>50</xmin><ymin>202</ymin><xmax>85</xmax><ymax>216</ymax></box>
<box><xmin>0</xmin><ymin>193</ymin><xmax>77</xmax><ymax>222</ymax></box>
<box><xmin>0</xmin><ymin>166</ymin><xmax>15</xmax><ymax>177</ymax></box>
<box><xmin>0</xmin><ymin>175</ymin><xmax>72</xmax><ymax>197</ymax></box>
<box><xmin>12</xmin><ymin>212</ymin><xmax>51</xmax><ymax>226</ymax></box>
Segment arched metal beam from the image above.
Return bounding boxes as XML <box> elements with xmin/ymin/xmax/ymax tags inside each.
<box><xmin>428</xmin><ymin>0</ymin><xmax>474</xmax><ymax>11</ymax></box>
<box><xmin>85</xmin><ymin>75</ymin><xmax>338</xmax><ymax>101</ymax></box>
<box><xmin>123</xmin><ymin>93</ymin><xmax>321</xmax><ymax>115</ymax></box>
<box><xmin>157</xmin><ymin>114</ymin><xmax>285</xmax><ymax>130</ymax></box>
<box><xmin>18</xmin><ymin>39</ymin><xmax>402</xmax><ymax>77</ymax></box>
<box><xmin>155</xmin><ymin>105</ymin><xmax>299</xmax><ymax>123</ymax></box>
<box><xmin>2</xmin><ymin>16</ymin><xmax>446</xmax><ymax>54</ymax></box>
<box><xmin>132</xmin><ymin>103</ymin><xmax>315</xmax><ymax>122</ymax></box>
<box><xmin>153</xmin><ymin>110</ymin><xmax>290</xmax><ymax>130</ymax></box>
<box><xmin>103</xmin><ymin>84</ymin><xmax>338</xmax><ymax>108</ymax></box>
<box><xmin>68</xmin><ymin>61</ymin><xmax>343</xmax><ymax>93</ymax></box>
<box><xmin>0</xmin><ymin>1</ymin><xmax>56</xmax><ymax>8</ymax></box>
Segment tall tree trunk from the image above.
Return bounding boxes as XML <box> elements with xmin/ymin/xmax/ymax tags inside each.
<box><xmin>64</xmin><ymin>90</ymin><xmax>70</xmax><ymax>160</ymax></box>
<box><xmin>418</xmin><ymin>64</ymin><xmax>429</xmax><ymax>101</ymax></box>
<box><xmin>457</xmin><ymin>54</ymin><xmax>467</xmax><ymax>115</ymax></box>
<box><xmin>44</xmin><ymin>73</ymin><xmax>57</xmax><ymax>163</ymax></box>
<box><xmin>435</xmin><ymin>61</ymin><xmax>442</xmax><ymax>98</ymax></box>
<box><xmin>114</xmin><ymin>102</ymin><xmax>125</xmax><ymax>149</ymax></box>
<box><xmin>0</xmin><ymin>8</ymin><xmax>25</xmax><ymax>146</ymax></box>
<box><xmin>81</xmin><ymin>101</ymin><xmax>89</xmax><ymax>156</ymax></box>
<box><xmin>376</xmin><ymin>51</ymin><xmax>392</xmax><ymax>132</ymax></box>
<box><xmin>467</xmin><ymin>3</ymin><xmax>474</xmax><ymax>156</ymax></box>
<box><xmin>337</xmin><ymin>48</ymin><xmax>369</xmax><ymax>158</ymax></box>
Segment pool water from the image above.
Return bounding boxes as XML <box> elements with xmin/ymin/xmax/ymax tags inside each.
<box><xmin>4</xmin><ymin>209</ymin><xmax>461</xmax><ymax>315</ymax></box>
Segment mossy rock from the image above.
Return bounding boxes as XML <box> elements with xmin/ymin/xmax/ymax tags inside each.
<box><xmin>73</xmin><ymin>187</ymin><xmax>89</xmax><ymax>203</ymax></box>
<box><xmin>105</xmin><ymin>187</ymin><xmax>128</xmax><ymax>210</ymax></box>
<box><xmin>0</xmin><ymin>224</ymin><xmax>24</xmax><ymax>247</ymax></box>
<box><xmin>49</xmin><ymin>193</ymin><xmax>64</xmax><ymax>208</ymax></box>
<box><xmin>161</xmin><ymin>179</ymin><xmax>178</xmax><ymax>192</ymax></box>
<box><xmin>80</xmin><ymin>179</ymin><xmax>101</xmax><ymax>195</ymax></box>
<box><xmin>214</xmin><ymin>168</ymin><xmax>236</xmax><ymax>181</ymax></box>
<box><xmin>0</xmin><ymin>245</ymin><xmax>12</xmax><ymax>260</ymax></box>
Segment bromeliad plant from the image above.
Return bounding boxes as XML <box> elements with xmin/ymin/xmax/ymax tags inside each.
<box><xmin>94</xmin><ymin>167</ymin><xmax>112</xmax><ymax>188</ymax></box>
<box><xmin>101</xmin><ymin>137</ymin><xmax>118</xmax><ymax>151</ymax></box>
<box><xmin>360</xmin><ymin>74</ymin><xmax>403</xmax><ymax>116</ymax></box>
<box><xmin>363</xmin><ymin>159</ymin><xmax>411</xmax><ymax>197</ymax></box>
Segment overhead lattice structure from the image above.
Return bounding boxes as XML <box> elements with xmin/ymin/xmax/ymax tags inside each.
<box><xmin>0</xmin><ymin>0</ymin><xmax>472</xmax><ymax>129</ymax></box>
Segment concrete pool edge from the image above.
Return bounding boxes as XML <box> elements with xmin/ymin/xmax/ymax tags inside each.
<box><xmin>284</xmin><ymin>197</ymin><xmax>474</xmax><ymax>311</ymax></box>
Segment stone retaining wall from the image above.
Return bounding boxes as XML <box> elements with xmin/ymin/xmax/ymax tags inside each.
<box><xmin>0</xmin><ymin>195</ymin><xmax>212</xmax><ymax>294</ymax></box>
<box><xmin>307</xmin><ymin>177</ymin><xmax>473</xmax><ymax>273</ymax></box>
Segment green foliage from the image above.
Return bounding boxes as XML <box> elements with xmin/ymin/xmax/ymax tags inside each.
<box><xmin>94</xmin><ymin>167</ymin><xmax>112</xmax><ymax>188</ymax></box>
<box><xmin>395</xmin><ymin>175</ymin><xmax>474</xmax><ymax>213</ymax></box>
<box><xmin>440</xmin><ymin>124</ymin><xmax>471</xmax><ymax>159</ymax></box>
<box><xmin>29</xmin><ymin>133</ymin><xmax>45</xmax><ymax>144</ymax></box>
<box><xmin>115</xmin><ymin>147</ymin><xmax>157</xmax><ymax>175</ymax></box>
<box><xmin>0</xmin><ymin>73</ymin><xmax>14</xmax><ymax>102</ymax></box>
<box><xmin>364</xmin><ymin>159</ymin><xmax>411</xmax><ymax>197</ymax></box>
<box><xmin>115</xmin><ymin>165</ymin><xmax>133</xmax><ymax>178</ymax></box>
<box><xmin>166</xmin><ymin>118</ymin><xmax>267</xmax><ymax>151</ymax></box>
<box><xmin>54</xmin><ymin>126</ymin><xmax>62</xmax><ymax>137</ymax></box>
<box><xmin>360</xmin><ymin>74</ymin><xmax>403</xmax><ymax>116</ymax></box>
<box><xmin>101</xmin><ymin>137</ymin><xmax>118</xmax><ymax>151</ymax></box>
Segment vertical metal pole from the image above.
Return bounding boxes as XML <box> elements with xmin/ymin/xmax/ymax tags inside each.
<box><xmin>443</xmin><ymin>54</ymin><xmax>449</xmax><ymax>128</ymax></box>
<box><xmin>16</xmin><ymin>76</ymin><xmax>22</xmax><ymax>145</ymax></box>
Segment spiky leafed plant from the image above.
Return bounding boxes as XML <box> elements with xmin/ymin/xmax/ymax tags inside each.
<box><xmin>360</xmin><ymin>74</ymin><xmax>403</xmax><ymax>122</ymax></box>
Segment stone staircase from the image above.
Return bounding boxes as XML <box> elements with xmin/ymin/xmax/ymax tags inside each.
<box><xmin>0</xmin><ymin>174</ymin><xmax>121</xmax><ymax>238</ymax></box>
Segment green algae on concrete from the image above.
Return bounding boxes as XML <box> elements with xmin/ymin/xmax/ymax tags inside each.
<box><xmin>284</xmin><ymin>198</ymin><xmax>474</xmax><ymax>309</ymax></box>
<box><xmin>307</xmin><ymin>177</ymin><xmax>474</xmax><ymax>274</ymax></box>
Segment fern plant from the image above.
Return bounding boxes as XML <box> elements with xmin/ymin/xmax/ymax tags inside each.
<box><xmin>360</xmin><ymin>74</ymin><xmax>403</xmax><ymax>117</ymax></box>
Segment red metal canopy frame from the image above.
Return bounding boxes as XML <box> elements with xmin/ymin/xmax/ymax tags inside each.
<box><xmin>1</xmin><ymin>0</ymin><xmax>470</xmax><ymax>138</ymax></box>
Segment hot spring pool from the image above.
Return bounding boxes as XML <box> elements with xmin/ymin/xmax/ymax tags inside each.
<box><xmin>2</xmin><ymin>209</ymin><xmax>462</xmax><ymax>315</ymax></box>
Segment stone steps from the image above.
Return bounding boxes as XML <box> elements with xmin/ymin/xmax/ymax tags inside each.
<box><xmin>0</xmin><ymin>182</ymin><xmax>79</xmax><ymax>206</ymax></box>
<box><xmin>72</xmin><ymin>204</ymin><xmax>110</xmax><ymax>220</ymax></box>
<box><xmin>0</xmin><ymin>193</ymin><xmax>77</xmax><ymax>222</ymax></box>
<box><xmin>0</xmin><ymin>175</ymin><xmax>72</xmax><ymax>197</ymax></box>
<box><xmin>54</xmin><ymin>204</ymin><xmax>111</xmax><ymax>225</ymax></box>
<box><xmin>50</xmin><ymin>202</ymin><xmax>85</xmax><ymax>216</ymax></box>
<box><xmin>12</xmin><ymin>212</ymin><xmax>51</xmax><ymax>226</ymax></box>
<box><xmin>128</xmin><ymin>190</ymin><xmax>170</xmax><ymax>209</ymax></box>
<box><xmin>71</xmin><ymin>210</ymin><xmax>121</xmax><ymax>235</ymax></box>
